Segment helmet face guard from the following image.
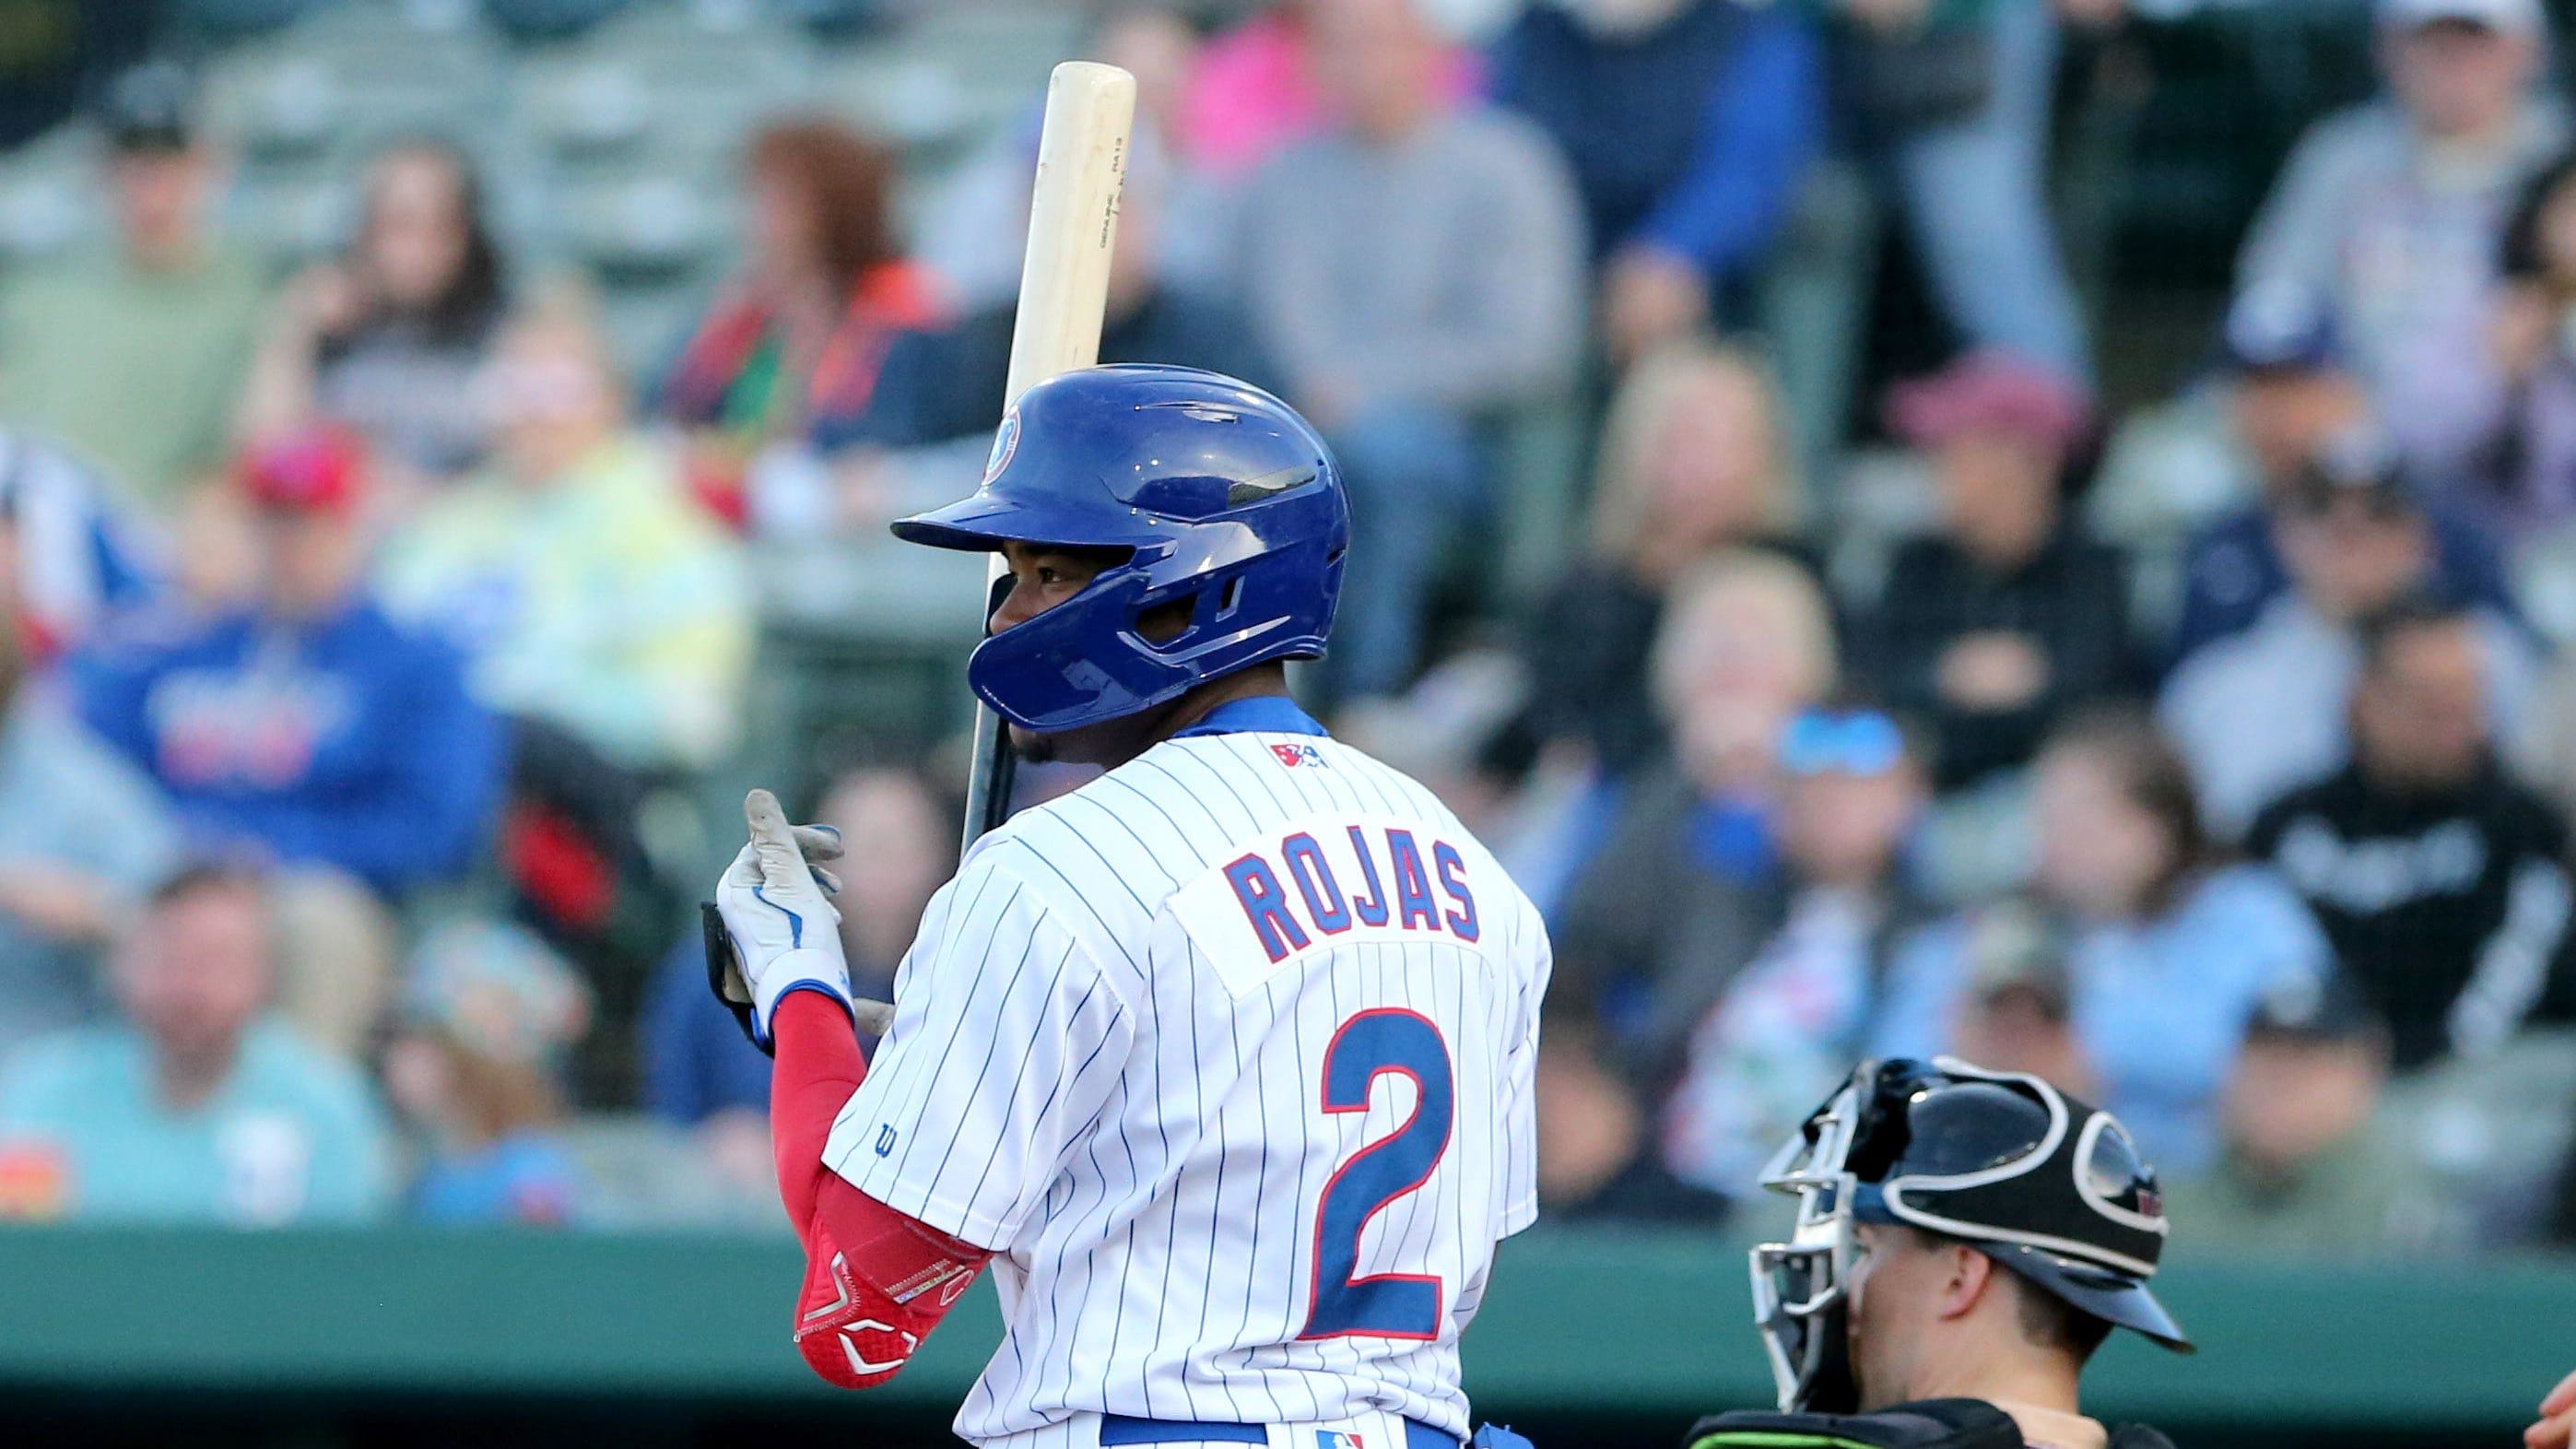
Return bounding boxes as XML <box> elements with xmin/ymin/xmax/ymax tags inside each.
<box><xmin>1748</xmin><ymin>1057</ymin><xmax>2192</xmax><ymax>1413</ymax></box>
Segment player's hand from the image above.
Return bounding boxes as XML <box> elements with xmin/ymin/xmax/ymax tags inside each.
<box><xmin>711</xmin><ymin>788</ymin><xmax>853</xmax><ymax>1051</ymax></box>
<box><xmin>2526</xmin><ymin>1367</ymin><xmax>2576</xmax><ymax>1449</ymax></box>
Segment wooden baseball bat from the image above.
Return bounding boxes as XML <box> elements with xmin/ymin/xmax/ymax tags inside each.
<box><xmin>958</xmin><ymin>60</ymin><xmax>1137</xmax><ymax>854</ymax></box>
<box><xmin>713</xmin><ymin>66</ymin><xmax>1135</xmax><ymax>1044</ymax></box>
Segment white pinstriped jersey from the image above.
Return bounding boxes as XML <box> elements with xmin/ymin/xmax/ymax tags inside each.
<box><xmin>823</xmin><ymin>721</ymin><xmax>1549</xmax><ymax>1446</ymax></box>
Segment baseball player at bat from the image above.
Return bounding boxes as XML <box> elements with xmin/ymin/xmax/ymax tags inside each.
<box><xmin>705</xmin><ymin>365</ymin><xmax>1552</xmax><ymax>1449</ymax></box>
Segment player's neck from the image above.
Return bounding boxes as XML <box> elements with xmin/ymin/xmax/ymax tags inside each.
<box><xmin>1148</xmin><ymin>666</ymin><xmax>1296</xmax><ymax>748</ymax></box>
<box><xmin>1901</xmin><ymin>1342</ymin><xmax>2084</xmax><ymax>1419</ymax></box>
<box><xmin>1033</xmin><ymin>666</ymin><xmax>1299</xmax><ymax>770</ymax></box>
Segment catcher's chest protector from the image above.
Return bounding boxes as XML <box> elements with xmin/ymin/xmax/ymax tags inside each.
<box><xmin>1685</xmin><ymin>1398</ymin><xmax>2179</xmax><ymax>1449</ymax></box>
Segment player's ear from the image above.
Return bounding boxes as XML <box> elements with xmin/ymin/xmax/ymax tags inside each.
<box><xmin>1934</xmin><ymin>1241</ymin><xmax>1995</xmax><ymax>1325</ymax></box>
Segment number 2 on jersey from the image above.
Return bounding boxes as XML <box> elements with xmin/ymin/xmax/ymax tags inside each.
<box><xmin>1300</xmin><ymin>1008</ymin><xmax>1453</xmax><ymax>1340</ymax></box>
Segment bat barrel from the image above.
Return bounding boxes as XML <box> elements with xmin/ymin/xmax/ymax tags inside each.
<box><xmin>959</xmin><ymin>60</ymin><xmax>1138</xmax><ymax>855</ymax></box>
<box><xmin>1004</xmin><ymin>60</ymin><xmax>1138</xmax><ymax>407</ymax></box>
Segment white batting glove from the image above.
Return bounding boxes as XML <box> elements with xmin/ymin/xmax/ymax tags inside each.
<box><xmin>713</xmin><ymin>788</ymin><xmax>851</xmax><ymax>1051</ymax></box>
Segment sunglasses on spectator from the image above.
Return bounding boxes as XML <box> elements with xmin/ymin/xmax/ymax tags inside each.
<box><xmin>1779</xmin><ymin>709</ymin><xmax>1907</xmax><ymax>777</ymax></box>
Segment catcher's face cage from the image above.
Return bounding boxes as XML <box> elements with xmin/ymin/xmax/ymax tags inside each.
<box><xmin>1747</xmin><ymin>1056</ymin><xmax>2176</xmax><ymax>1410</ymax></box>
<box><xmin>1747</xmin><ymin>1066</ymin><xmax>1871</xmax><ymax>1412</ymax></box>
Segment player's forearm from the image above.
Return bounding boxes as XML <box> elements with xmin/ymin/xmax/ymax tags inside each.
<box><xmin>770</xmin><ymin>996</ymin><xmax>992</xmax><ymax>1390</ymax></box>
<box><xmin>770</xmin><ymin>991</ymin><xmax>866</xmax><ymax>1245</ymax></box>
<box><xmin>793</xmin><ymin>1175</ymin><xmax>992</xmax><ymax>1389</ymax></box>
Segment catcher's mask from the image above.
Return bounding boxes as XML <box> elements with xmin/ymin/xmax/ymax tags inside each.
<box><xmin>1749</xmin><ymin>1057</ymin><xmax>2193</xmax><ymax>1413</ymax></box>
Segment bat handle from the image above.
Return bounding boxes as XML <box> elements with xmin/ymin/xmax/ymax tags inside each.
<box><xmin>958</xmin><ymin>573</ymin><xmax>1019</xmax><ymax>854</ymax></box>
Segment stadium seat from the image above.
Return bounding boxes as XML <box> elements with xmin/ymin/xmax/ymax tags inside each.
<box><xmin>735</xmin><ymin>538</ymin><xmax>987</xmax><ymax>792</ymax></box>
<box><xmin>770</xmin><ymin>0</ymin><xmax>897</xmax><ymax>42</ymax></box>
<box><xmin>594</xmin><ymin>282</ymin><xmax>704</xmax><ymax>381</ymax></box>
<box><xmin>2382</xmin><ymin>1028</ymin><xmax>2576</xmax><ymax>1246</ymax></box>
<box><xmin>813</xmin><ymin>49</ymin><xmax>977</xmax><ymax>150</ymax></box>
<box><xmin>512</xmin><ymin>53</ymin><xmax>658</xmax><ymax>161</ymax></box>
<box><xmin>2512</xmin><ymin>527</ymin><xmax>2576</xmax><ymax>648</ymax></box>
<box><xmin>1822</xmin><ymin>445</ymin><xmax>1944</xmax><ymax>609</ymax></box>
<box><xmin>483</xmin><ymin>0</ymin><xmax>635</xmax><ymax>44</ymax></box>
<box><xmin>890</xmin><ymin>1</ymin><xmax>1088</xmax><ymax>76</ymax></box>
<box><xmin>202</xmin><ymin>6</ymin><xmax>509</xmax><ymax>164</ymax></box>
<box><xmin>510</xmin><ymin>3</ymin><xmax>818</xmax><ymax>197</ymax></box>
<box><xmin>171</xmin><ymin>0</ymin><xmax>326</xmax><ymax>45</ymax></box>
<box><xmin>555</xmin><ymin>168</ymin><xmax>729</xmax><ymax>275</ymax></box>
<box><xmin>1487</xmin><ymin>393</ymin><xmax>1589</xmax><ymax>599</ymax></box>
<box><xmin>223</xmin><ymin>169</ymin><xmax>356</xmax><ymax>266</ymax></box>
<box><xmin>560</xmin><ymin>1113</ymin><xmax>792</xmax><ymax>1230</ymax></box>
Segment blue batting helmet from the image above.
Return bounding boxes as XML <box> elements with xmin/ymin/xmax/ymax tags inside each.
<box><xmin>889</xmin><ymin>364</ymin><xmax>1349</xmax><ymax>733</ymax></box>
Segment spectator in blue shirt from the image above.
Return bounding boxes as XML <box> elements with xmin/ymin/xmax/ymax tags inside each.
<box><xmin>2171</xmin><ymin>289</ymin><xmax>2517</xmax><ymax>668</ymax></box>
<box><xmin>1869</xmin><ymin>709</ymin><xmax>2329</xmax><ymax>1172</ymax></box>
<box><xmin>69</xmin><ymin>430</ymin><xmax>504</xmax><ymax>899</ymax></box>
<box><xmin>1492</xmin><ymin>0</ymin><xmax>1823</xmax><ymax>365</ymax></box>
<box><xmin>0</xmin><ymin>863</ymin><xmax>393</xmax><ymax>1223</ymax></box>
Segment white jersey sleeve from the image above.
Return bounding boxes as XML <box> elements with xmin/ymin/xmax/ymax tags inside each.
<box><xmin>825</xmin><ymin>841</ymin><xmax>1134</xmax><ymax>1250</ymax></box>
<box><xmin>1500</xmin><ymin>927</ymin><xmax>1547</xmax><ymax>1237</ymax></box>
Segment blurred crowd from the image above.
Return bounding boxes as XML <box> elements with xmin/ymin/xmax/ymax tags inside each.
<box><xmin>1</xmin><ymin>0</ymin><xmax>2575</xmax><ymax>1255</ymax></box>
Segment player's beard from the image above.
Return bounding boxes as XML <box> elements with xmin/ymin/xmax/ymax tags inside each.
<box><xmin>1010</xmin><ymin>724</ymin><xmax>1058</xmax><ymax>764</ymax></box>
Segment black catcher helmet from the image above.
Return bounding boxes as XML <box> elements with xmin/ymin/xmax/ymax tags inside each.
<box><xmin>1749</xmin><ymin>1057</ymin><xmax>2192</xmax><ymax>1413</ymax></box>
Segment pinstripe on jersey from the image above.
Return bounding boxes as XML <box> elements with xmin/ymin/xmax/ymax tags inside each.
<box><xmin>824</xmin><ymin>728</ymin><xmax>1549</xmax><ymax>1446</ymax></box>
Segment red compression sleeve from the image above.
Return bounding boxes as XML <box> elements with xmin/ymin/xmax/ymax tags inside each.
<box><xmin>770</xmin><ymin>993</ymin><xmax>994</xmax><ymax>1389</ymax></box>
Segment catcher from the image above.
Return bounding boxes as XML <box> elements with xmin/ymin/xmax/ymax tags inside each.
<box><xmin>1690</xmin><ymin>1057</ymin><xmax>2191</xmax><ymax>1449</ymax></box>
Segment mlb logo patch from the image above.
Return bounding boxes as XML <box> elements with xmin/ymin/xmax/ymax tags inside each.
<box><xmin>1270</xmin><ymin>742</ymin><xmax>1326</xmax><ymax>769</ymax></box>
<box><xmin>1316</xmin><ymin>1433</ymin><xmax>1365</xmax><ymax>1449</ymax></box>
